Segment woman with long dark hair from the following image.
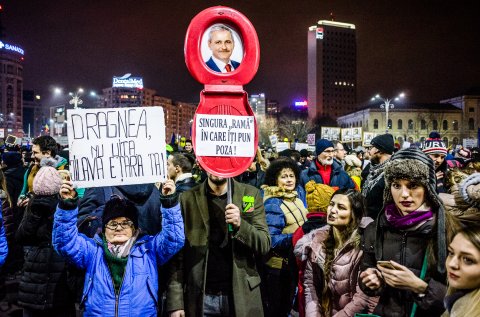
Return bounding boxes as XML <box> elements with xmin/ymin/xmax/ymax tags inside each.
<box><xmin>297</xmin><ymin>189</ymin><xmax>377</xmax><ymax>316</ymax></box>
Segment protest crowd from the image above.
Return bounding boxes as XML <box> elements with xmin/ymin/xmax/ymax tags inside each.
<box><xmin>0</xmin><ymin>132</ymin><xmax>479</xmax><ymax>317</ymax></box>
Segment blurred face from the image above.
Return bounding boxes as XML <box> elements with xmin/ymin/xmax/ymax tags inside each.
<box><xmin>428</xmin><ymin>153</ymin><xmax>446</xmax><ymax>170</ymax></box>
<box><xmin>447</xmin><ymin>233</ymin><xmax>480</xmax><ymax>290</ymax></box>
<box><xmin>276</xmin><ymin>168</ymin><xmax>296</xmax><ymax>191</ymax></box>
<box><xmin>207</xmin><ymin>172</ymin><xmax>227</xmax><ymax>186</ymax></box>
<box><xmin>368</xmin><ymin>146</ymin><xmax>381</xmax><ymax>164</ymax></box>
<box><xmin>335</xmin><ymin>143</ymin><xmax>346</xmax><ymax>160</ymax></box>
<box><xmin>208</xmin><ymin>29</ymin><xmax>234</xmax><ymax>64</ymax></box>
<box><xmin>31</xmin><ymin>144</ymin><xmax>51</xmax><ymax>165</ymax></box>
<box><xmin>166</xmin><ymin>156</ymin><xmax>178</xmax><ymax>180</ymax></box>
<box><xmin>104</xmin><ymin>217</ymin><xmax>134</xmax><ymax>245</ymax></box>
<box><xmin>327</xmin><ymin>194</ymin><xmax>352</xmax><ymax>228</ymax></box>
<box><xmin>317</xmin><ymin>147</ymin><xmax>335</xmax><ymax>166</ymax></box>
<box><xmin>391</xmin><ymin>179</ymin><xmax>426</xmax><ymax>215</ymax></box>
<box><xmin>184</xmin><ymin>142</ymin><xmax>193</xmax><ymax>152</ymax></box>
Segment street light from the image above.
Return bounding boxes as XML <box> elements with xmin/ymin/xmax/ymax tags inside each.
<box><xmin>69</xmin><ymin>88</ymin><xmax>84</xmax><ymax>109</ymax></box>
<box><xmin>371</xmin><ymin>92</ymin><xmax>405</xmax><ymax>133</ymax></box>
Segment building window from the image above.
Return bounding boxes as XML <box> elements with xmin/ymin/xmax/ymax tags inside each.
<box><xmin>453</xmin><ymin>120</ymin><xmax>459</xmax><ymax>130</ymax></box>
<box><xmin>408</xmin><ymin>119</ymin><xmax>414</xmax><ymax>130</ymax></box>
<box><xmin>453</xmin><ymin>137</ymin><xmax>459</xmax><ymax>146</ymax></box>
<box><xmin>388</xmin><ymin>119</ymin><xmax>392</xmax><ymax>129</ymax></box>
<box><xmin>374</xmin><ymin>119</ymin><xmax>378</xmax><ymax>129</ymax></box>
<box><xmin>397</xmin><ymin>119</ymin><xmax>403</xmax><ymax>130</ymax></box>
<box><xmin>443</xmin><ymin>137</ymin><xmax>449</xmax><ymax>147</ymax></box>
<box><xmin>469</xmin><ymin>118</ymin><xmax>475</xmax><ymax>130</ymax></box>
<box><xmin>469</xmin><ymin>107</ymin><xmax>475</xmax><ymax>112</ymax></box>
<box><xmin>432</xmin><ymin>120</ymin><xmax>438</xmax><ymax>130</ymax></box>
<box><xmin>421</xmin><ymin>119</ymin><xmax>427</xmax><ymax>130</ymax></box>
<box><xmin>443</xmin><ymin>120</ymin><xmax>448</xmax><ymax>130</ymax></box>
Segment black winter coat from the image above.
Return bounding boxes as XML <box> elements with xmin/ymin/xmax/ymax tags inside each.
<box><xmin>15</xmin><ymin>195</ymin><xmax>74</xmax><ymax>310</ymax></box>
<box><xmin>359</xmin><ymin>213</ymin><xmax>447</xmax><ymax>317</ymax></box>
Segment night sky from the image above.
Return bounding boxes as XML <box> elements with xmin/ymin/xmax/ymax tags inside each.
<box><xmin>3</xmin><ymin>1</ymin><xmax>479</xmax><ymax>108</ymax></box>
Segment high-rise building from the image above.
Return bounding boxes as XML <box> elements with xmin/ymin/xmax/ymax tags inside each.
<box><xmin>154</xmin><ymin>96</ymin><xmax>196</xmax><ymax>142</ymax></box>
<box><xmin>307</xmin><ymin>20</ymin><xmax>357</xmax><ymax>121</ymax></box>
<box><xmin>0</xmin><ymin>5</ymin><xmax>25</xmax><ymax>137</ymax></box>
<box><xmin>23</xmin><ymin>90</ymin><xmax>47</xmax><ymax>138</ymax></box>
<box><xmin>102</xmin><ymin>75</ymin><xmax>155</xmax><ymax>108</ymax></box>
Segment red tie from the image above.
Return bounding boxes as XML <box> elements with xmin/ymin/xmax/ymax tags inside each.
<box><xmin>225</xmin><ymin>64</ymin><xmax>232</xmax><ymax>72</ymax></box>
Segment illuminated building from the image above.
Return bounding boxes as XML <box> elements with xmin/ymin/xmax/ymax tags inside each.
<box><xmin>102</xmin><ymin>74</ymin><xmax>155</xmax><ymax>108</ymax></box>
<box><xmin>23</xmin><ymin>90</ymin><xmax>47</xmax><ymax>138</ymax></box>
<box><xmin>307</xmin><ymin>20</ymin><xmax>357</xmax><ymax>121</ymax></box>
<box><xmin>0</xmin><ymin>5</ymin><xmax>25</xmax><ymax>136</ymax></box>
<box><xmin>154</xmin><ymin>96</ymin><xmax>196</xmax><ymax>142</ymax></box>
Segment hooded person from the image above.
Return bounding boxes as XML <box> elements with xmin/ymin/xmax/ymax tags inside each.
<box><xmin>359</xmin><ymin>148</ymin><xmax>451</xmax><ymax>317</ymax></box>
<box><xmin>423</xmin><ymin>132</ymin><xmax>449</xmax><ymax>193</ymax></box>
<box><xmin>15</xmin><ymin>158</ymin><xmax>76</xmax><ymax>316</ymax></box>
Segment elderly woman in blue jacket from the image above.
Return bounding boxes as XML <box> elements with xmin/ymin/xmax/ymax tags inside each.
<box><xmin>53</xmin><ymin>179</ymin><xmax>184</xmax><ymax>317</ymax></box>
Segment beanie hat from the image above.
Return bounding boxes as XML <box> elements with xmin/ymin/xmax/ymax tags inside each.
<box><xmin>344</xmin><ymin>154</ymin><xmax>362</xmax><ymax>168</ymax></box>
<box><xmin>305</xmin><ymin>180</ymin><xmax>336</xmax><ymax>213</ymax></box>
<box><xmin>2</xmin><ymin>151</ymin><xmax>22</xmax><ymax>167</ymax></box>
<box><xmin>33</xmin><ymin>158</ymin><xmax>63</xmax><ymax>196</ymax></box>
<box><xmin>370</xmin><ymin>134</ymin><xmax>395</xmax><ymax>155</ymax></box>
<box><xmin>102</xmin><ymin>196</ymin><xmax>139</xmax><ymax>230</ymax></box>
<box><xmin>423</xmin><ymin>133</ymin><xmax>447</xmax><ymax>155</ymax></box>
<box><xmin>382</xmin><ymin>148</ymin><xmax>446</xmax><ymax>273</ymax></box>
<box><xmin>315</xmin><ymin>139</ymin><xmax>334</xmax><ymax>155</ymax></box>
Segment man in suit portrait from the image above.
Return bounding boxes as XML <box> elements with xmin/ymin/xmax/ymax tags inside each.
<box><xmin>206</xmin><ymin>24</ymin><xmax>240</xmax><ymax>73</ymax></box>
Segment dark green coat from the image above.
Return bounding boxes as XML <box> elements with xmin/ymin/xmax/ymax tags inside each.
<box><xmin>166</xmin><ymin>180</ymin><xmax>271</xmax><ymax>316</ymax></box>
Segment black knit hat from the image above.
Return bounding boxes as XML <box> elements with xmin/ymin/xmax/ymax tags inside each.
<box><xmin>370</xmin><ymin>134</ymin><xmax>395</xmax><ymax>155</ymax></box>
<box><xmin>381</xmin><ymin>148</ymin><xmax>446</xmax><ymax>273</ymax></box>
<box><xmin>102</xmin><ymin>196</ymin><xmax>139</xmax><ymax>230</ymax></box>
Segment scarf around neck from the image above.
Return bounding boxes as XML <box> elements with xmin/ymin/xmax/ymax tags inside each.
<box><xmin>384</xmin><ymin>203</ymin><xmax>433</xmax><ymax>230</ymax></box>
<box><xmin>107</xmin><ymin>230</ymin><xmax>140</xmax><ymax>258</ymax></box>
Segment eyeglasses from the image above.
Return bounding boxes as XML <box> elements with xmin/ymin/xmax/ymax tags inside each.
<box><xmin>105</xmin><ymin>220</ymin><xmax>134</xmax><ymax>230</ymax></box>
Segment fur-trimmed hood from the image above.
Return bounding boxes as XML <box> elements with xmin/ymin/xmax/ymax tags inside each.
<box><xmin>261</xmin><ymin>185</ymin><xmax>298</xmax><ymax>202</ymax></box>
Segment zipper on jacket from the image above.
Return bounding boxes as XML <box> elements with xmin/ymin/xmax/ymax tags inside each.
<box><xmin>400</xmin><ymin>233</ymin><xmax>407</xmax><ymax>265</ymax></box>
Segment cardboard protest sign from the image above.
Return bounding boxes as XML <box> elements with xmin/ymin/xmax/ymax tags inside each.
<box><xmin>67</xmin><ymin>107</ymin><xmax>167</xmax><ymax>188</ymax></box>
<box><xmin>321</xmin><ymin>127</ymin><xmax>341</xmax><ymax>141</ymax></box>
<box><xmin>194</xmin><ymin>114</ymin><xmax>255</xmax><ymax>157</ymax></box>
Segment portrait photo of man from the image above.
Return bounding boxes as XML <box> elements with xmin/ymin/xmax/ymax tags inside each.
<box><xmin>204</xmin><ymin>24</ymin><xmax>241</xmax><ymax>73</ymax></box>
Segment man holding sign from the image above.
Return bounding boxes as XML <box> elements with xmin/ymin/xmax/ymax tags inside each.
<box><xmin>166</xmin><ymin>173</ymin><xmax>270</xmax><ymax>317</ymax></box>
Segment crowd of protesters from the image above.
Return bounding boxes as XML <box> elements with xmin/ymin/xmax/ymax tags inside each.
<box><xmin>0</xmin><ymin>133</ymin><xmax>479</xmax><ymax>317</ymax></box>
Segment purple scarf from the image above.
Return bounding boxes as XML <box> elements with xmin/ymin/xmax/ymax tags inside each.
<box><xmin>384</xmin><ymin>203</ymin><xmax>433</xmax><ymax>230</ymax></box>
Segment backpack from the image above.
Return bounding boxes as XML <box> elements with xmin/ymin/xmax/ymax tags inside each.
<box><xmin>77</xmin><ymin>187</ymin><xmax>115</xmax><ymax>238</ymax></box>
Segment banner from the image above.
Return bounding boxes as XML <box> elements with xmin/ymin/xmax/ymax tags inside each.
<box><xmin>67</xmin><ymin>107</ymin><xmax>167</xmax><ymax>188</ymax></box>
<box><xmin>307</xmin><ymin>133</ymin><xmax>315</xmax><ymax>145</ymax></box>
<box><xmin>363</xmin><ymin>132</ymin><xmax>377</xmax><ymax>146</ymax></box>
<box><xmin>321</xmin><ymin>127</ymin><xmax>341</xmax><ymax>141</ymax></box>
<box><xmin>269</xmin><ymin>134</ymin><xmax>278</xmax><ymax>148</ymax></box>
<box><xmin>341</xmin><ymin>127</ymin><xmax>362</xmax><ymax>142</ymax></box>
<box><xmin>194</xmin><ymin>114</ymin><xmax>255</xmax><ymax>157</ymax></box>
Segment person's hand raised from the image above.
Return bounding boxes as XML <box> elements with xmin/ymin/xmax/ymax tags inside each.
<box><xmin>59</xmin><ymin>180</ymin><xmax>77</xmax><ymax>200</ymax></box>
<box><xmin>162</xmin><ymin>178</ymin><xmax>176</xmax><ymax>196</ymax></box>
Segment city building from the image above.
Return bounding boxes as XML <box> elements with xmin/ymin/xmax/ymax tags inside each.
<box><xmin>337</xmin><ymin>103</ymin><xmax>463</xmax><ymax>147</ymax></box>
<box><xmin>0</xmin><ymin>9</ymin><xmax>25</xmax><ymax>137</ymax></box>
<box><xmin>23</xmin><ymin>90</ymin><xmax>48</xmax><ymax>138</ymax></box>
<box><xmin>266</xmin><ymin>99</ymin><xmax>280</xmax><ymax>117</ymax></box>
<box><xmin>307</xmin><ymin>20</ymin><xmax>357</xmax><ymax>122</ymax></box>
<box><xmin>441</xmin><ymin>87</ymin><xmax>480</xmax><ymax>142</ymax></box>
<box><xmin>154</xmin><ymin>96</ymin><xmax>196</xmax><ymax>143</ymax></box>
<box><xmin>102</xmin><ymin>74</ymin><xmax>155</xmax><ymax>108</ymax></box>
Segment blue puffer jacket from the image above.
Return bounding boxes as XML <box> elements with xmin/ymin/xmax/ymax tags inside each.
<box><xmin>299</xmin><ymin>160</ymin><xmax>355</xmax><ymax>190</ymax></box>
<box><xmin>0</xmin><ymin>207</ymin><xmax>7</xmax><ymax>267</ymax></box>
<box><xmin>52</xmin><ymin>200</ymin><xmax>185</xmax><ymax>317</ymax></box>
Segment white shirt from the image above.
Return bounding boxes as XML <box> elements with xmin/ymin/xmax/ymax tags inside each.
<box><xmin>210</xmin><ymin>56</ymin><xmax>235</xmax><ymax>73</ymax></box>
